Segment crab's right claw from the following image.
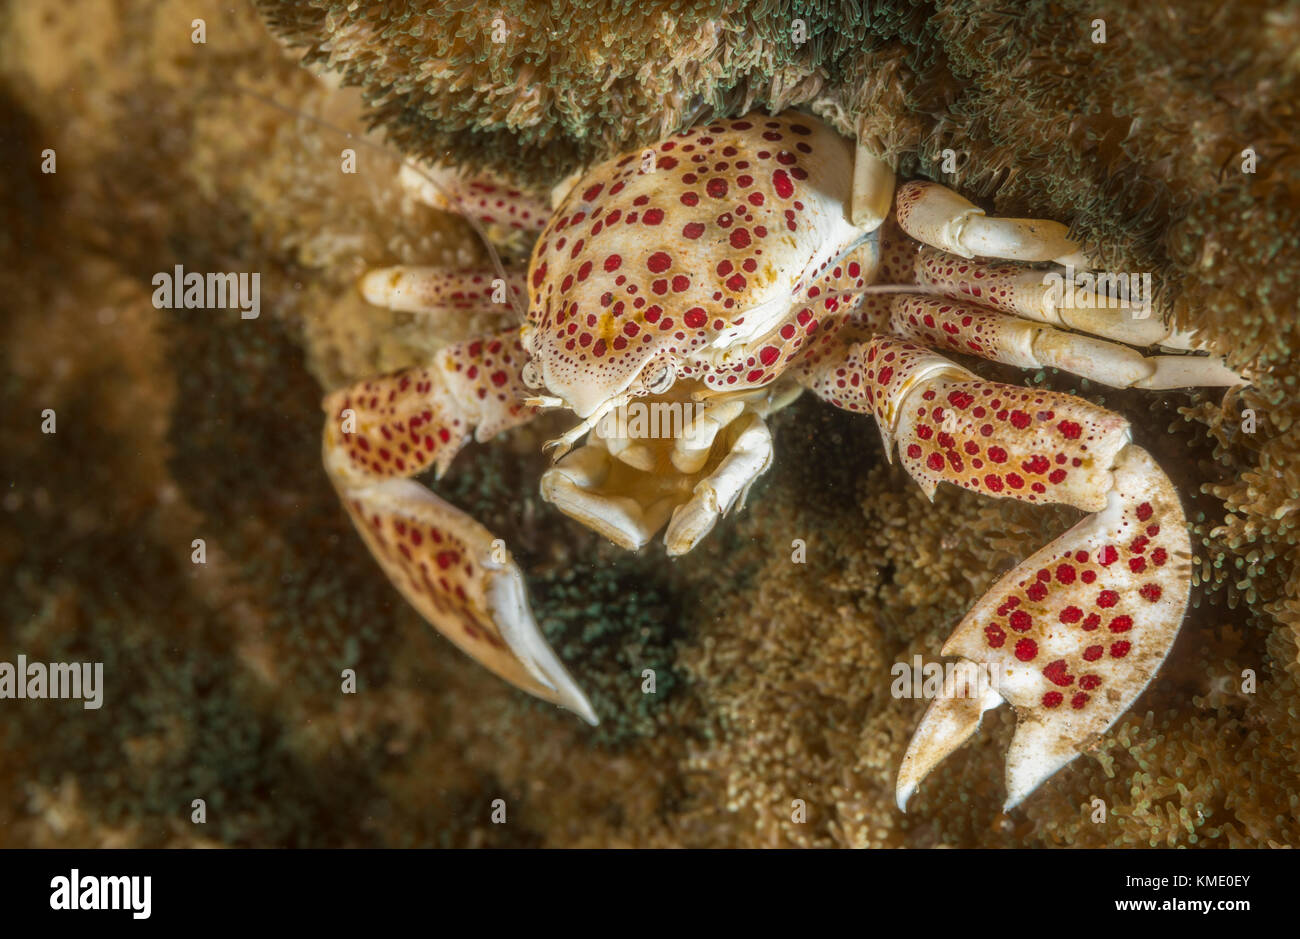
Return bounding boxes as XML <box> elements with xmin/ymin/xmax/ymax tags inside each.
<box><xmin>897</xmin><ymin>444</ymin><xmax>1191</xmax><ymax>811</ymax></box>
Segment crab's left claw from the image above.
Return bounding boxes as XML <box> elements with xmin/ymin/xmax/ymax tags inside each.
<box><xmin>897</xmin><ymin>441</ymin><xmax>1191</xmax><ymax>811</ymax></box>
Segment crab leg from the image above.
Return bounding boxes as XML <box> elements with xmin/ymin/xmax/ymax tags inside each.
<box><xmin>322</xmin><ymin>328</ymin><xmax>597</xmax><ymax>724</ymax></box>
<box><xmin>399</xmin><ymin>162</ymin><xmax>549</xmax><ymax>234</ymax></box>
<box><xmin>802</xmin><ymin>338</ymin><xmax>1190</xmax><ymax>808</ymax></box>
<box><xmin>909</xmin><ymin>246</ymin><xmax>1170</xmax><ymax>347</ymax></box>
<box><xmin>359</xmin><ymin>266</ymin><xmax>527</xmax><ymax>318</ymax></box>
<box><xmin>894</xmin><ymin>196</ymin><xmax>1245</xmax><ymax>381</ymax></box>
<box><xmin>894</xmin><ymin>181</ymin><xmax>1081</xmax><ymax>264</ymax></box>
<box><xmin>888</xmin><ymin>295</ymin><xmax>1243</xmax><ymax>390</ymax></box>
<box><xmin>900</xmin><ymin>441</ymin><xmax>1189</xmax><ymax>810</ymax></box>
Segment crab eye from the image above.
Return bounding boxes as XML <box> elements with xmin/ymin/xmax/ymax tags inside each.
<box><xmin>645</xmin><ymin>364</ymin><xmax>676</xmax><ymax>395</ymax></box>
<box><xmin>521</xmin><ymin>361</ymin><xmax>544</xmax><ymax>389</ymax></box>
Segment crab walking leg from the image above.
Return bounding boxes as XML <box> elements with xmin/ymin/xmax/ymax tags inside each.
<box><xmin>359</xmin><ymin>266</ymin><xmax>527</xmax><ymax>318</ymax></box>
<box><xmin>912</xmin><ymin>246</ymin><xmax>1172</xmax><ymax>348</ymax></box>
<box><xmin>399</xmin><ymin>162</ymin><xmax>549</xmax><ymax>233</ymax></box>
<box><xmin>322</xmin><ymin>328</ymin><xmax>597</xmax><ymax>724</ymax></box>
<box><xmin>895</xmin><ymin>180</ymin><xmax>1081</xmax><ymax>264</ymax></box>
<box><xmin>877</xmin><ymin>218</ymin><xmax>924</xmax><ymax>286</ymax></box>
<box><xmin>889</xmin><ymin>296</ymin><xmax>1244</xmax><ymax>390</ymax></box>
<box><xmin>911</xmin><ymin>245</ymin><xmax>1246</xmax><ymax>378</ymax></box>
<box><xmin>803</xmin><ymin>338</ymin><xmax>1191</xmax><ymax>808</ymax></box>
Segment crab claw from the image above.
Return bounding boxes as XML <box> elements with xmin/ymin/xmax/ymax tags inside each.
<box><xmin>336</xmin><ymin>478</ymin><xmax>598</xmax><ymax>725</ymax></box>
<box><xmin>322</xmin><ymin>328</ymin><xmax>597</xmax><ymax>725</ymax></box>
<box><xmin>895</xmin><ymin>667</ymin><xmax>1004</xmax><ymax>811</ymax></box>
<box><xmin>897</xmin><ymin>443</ymin><xmax>1191</xmax><ymax>811</ymax></box>
<box><xmin>803</xmin><ymin>337</ymin><xmax>1200</xmax><ymax>807</ymax></box>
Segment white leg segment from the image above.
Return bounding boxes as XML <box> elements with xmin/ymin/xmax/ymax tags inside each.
<box><xmin>889</xmin><ymin>296</ymin><xmax>1244</xmax><ymax>390</ymax></box>
<box><xmin>359</xmin><ymin>266</ymin><xmax>526</xmax><ymax>317</ymax></box>
<box><xmin>912</xmin><ymin>246</ymin><xmax>1175</xmax><ymax>348</ymax></box>
<box><xmin>895</xmin><ymin>181</ymin><xmax>1078</xmax><ymax>263</ymax></box>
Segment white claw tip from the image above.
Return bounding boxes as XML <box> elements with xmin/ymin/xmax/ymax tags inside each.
<box><xmin>895</xmin><ymin>785</ymin><xmax>914</xmax><ymax>814</ymax></box>
<box><xmin>568</xmin><ymin>695</ymin><xmax>600</xmax><ymax>727</ymax></box>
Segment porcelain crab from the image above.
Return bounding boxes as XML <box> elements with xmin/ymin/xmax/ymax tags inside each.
<box><xmin>322</xmin><ymin>111</ymin><xmax>1242</xmax><ymax>810</ymax></box>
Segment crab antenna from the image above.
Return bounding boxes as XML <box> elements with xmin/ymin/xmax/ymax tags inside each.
<box><xmin>819</xmin><ymin>282</ymin><xmax>954</xmax><ymax>304</ymax></box>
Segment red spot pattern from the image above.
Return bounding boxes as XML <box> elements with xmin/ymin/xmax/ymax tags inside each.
<box><xmin>346</xmin><ymin>497</ymin><xmax>508</xmax><ymax>653</ymax></box>
<box><xmin>433</xmin><ymin>176</ymin><xmax>548</xmax><ymax>233</ymax></box>
<box><xmin>947</xmin><ymin>466</ymin><xmax>1185</xmax><ymax>718</ymax></box>
<box><xmin>868</xmin><ymin>339</ymin><xmax>1130</xmax><ymax>509</ymax></box>
<box><xmin>524</xmin><ymin>111</ymin><xmax>876</xmax><ymax>400</ymax></box>
<box><xmin>521</xmin><ymin>113</ymin><xmax>845</xmax><ymax>403</ymax></box>
<box><xmin>326</xmin><ymin>329</ymin><xmax>535</xmax><ymax>486</ymax></box>
<box><xmin>345</xmin><ymin>112</ymin><xmax>1197</xmax><ymax>749</ymax></box>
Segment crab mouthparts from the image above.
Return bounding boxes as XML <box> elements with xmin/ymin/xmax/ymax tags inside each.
<box><xmin>540</xmin><ymin>393</ymin><xmax>632</xmax><ymax>462</ymax></box>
